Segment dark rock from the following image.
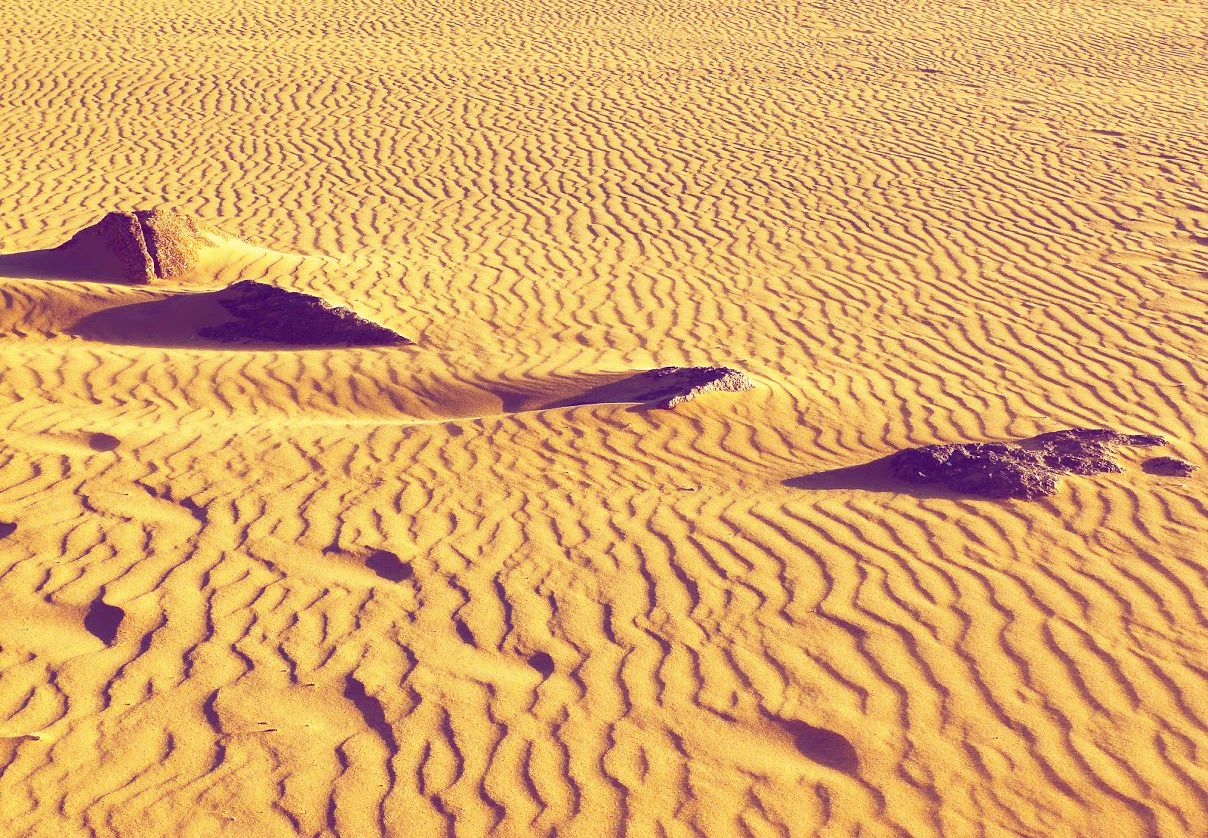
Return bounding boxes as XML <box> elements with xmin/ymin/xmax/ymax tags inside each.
<box><xmin>135</xmin><ymin>208</ymin><xmax>224</xmax><ymax>279</ymax></box>
<box><xmin>621</xmin><ymin>366</ymin><xmax>754</xmax><ymax>408</ymax></box>
<box><xmin>54</xmin><ymin>208</ymin><xmax>228</xmax><ymax>283</ymax></box>
<box><xmin>84</xmin><ymin>599</ymin><xmax>124</xmax><ymax>645</ymax></box>
<box><xmin>197</xmin><ymin>280</ymin><xmax>410</xmax><ymax>347</ymax></box>
<box><xmin>366</xmin><ymin>549</ymin><xmax>412</xmax><ymax>582</ymax></box>
<box><xmin>887</xmin><ymin>427</ymin><xmax>1171</xmax><ymax>500</ymax></box>
<box><xmin>1042</xmin><ymin>454</ymin><xmax>1123</xmax><ymax>476</ymax></box>
<box><xmin>1143</xmin><ymin>457</ymin><xmax>1196</xmax><ymax>477</ymax></box>
<box><xmin>1031</xmin><ymin>428</ymin><xmax>1122</xmax><ymax>445</ymax></box>
<box><xmin>1122</xmin><ymin>433</ymin><xmax>1168</xmax><ymax>447</ymax></box>
<box><xmin>946</xmin><ymin>458</ymin><xmax>1061</xmax><ymax>500</ymax></box>
<box><xmin>528</xmin><ymin>652</ymin><xmax>555</xmax><ymax>677</ymax></box>
<box><xmin>1032</xmin><ymin>428</ymin><xmax>1167</xmax><ymax>448</ymax></box>
<box><xmin>87</xmin><ymin>212</ymin><xmax>155</xmax><ymax>282</ymax></box>
<box><xmin>889</xmin><ymin>443</ymin><xmax>1035</xmax><ymax>484</ymax></box>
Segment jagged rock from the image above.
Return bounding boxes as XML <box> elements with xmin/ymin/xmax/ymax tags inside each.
<box><xmin>1143</xmin><ymin>457</ymin><xmax>1196</xmax><ymax>477</ymax></box>
<box><xmin>888</xmin><ymin>428</ymin><xmax>1170</xmax><ymax>500</ymax></box>
<box><xmin>197</xmin><ymin>280</ymin><xmax>410</xmax><ymax>347</ymax></box>
<box><xmin>1031</xmin><ymin>428</ymin><xmax>1166</xmax><ymax>448</ymax></box>
<box><xmin>56</xmin><ymin>208</ymin><xmax>229</xmax><ymax>283</ymax></box>
<box><xmin>626</xmin><ymin>366</ymin><xmax>754</xmax><ymax>408</ymax></box>
<box><xmin>889</xmin><ymin>442</ymin><xmax>1060</xmax><ymax>499</ymax></box>
<box><xmin>135</xmin><ymin>209</ymin><xmax>226</xmax><ymax>279</ymax></box>
<box><xmin>75</xmin><ymin>211</ymin><xmax>154</xmax><ymax>283</ymax></box>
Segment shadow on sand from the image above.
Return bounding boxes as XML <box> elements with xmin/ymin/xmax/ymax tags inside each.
<box><xmin>0</xmin><ymin>246</ymin><xmax>139</xmax><ymax>283</ymax></box>
<box><xmin>784</xmin><ymin>457</ymin><xmax>971</xmax><ymax>500</ymax></box>
<box><xmin>71</xmin><ymin>292</ymin><xmax>263</xmax><ymax>349</ymax></box>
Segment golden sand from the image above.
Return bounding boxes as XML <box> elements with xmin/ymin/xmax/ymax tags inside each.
<box><xmin>0</xmin><ymin>0</ymin><xmax>1205</xmax><ymax>835</ymax></box>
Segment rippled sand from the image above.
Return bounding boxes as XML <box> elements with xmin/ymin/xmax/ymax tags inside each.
<box><xmin>0</xmin><ymin>0</ymin><xmax>1205</xmax><ymax>835</ymax></box>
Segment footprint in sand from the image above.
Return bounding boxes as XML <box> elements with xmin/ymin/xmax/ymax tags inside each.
<box><xmin>455</xmin><ymin>618</ymin><xmax>476</xmax><ymax>645</ymax></box>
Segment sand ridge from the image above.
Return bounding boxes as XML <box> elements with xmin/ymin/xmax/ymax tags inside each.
<box><xmin>0</xmin><ymin>0</ymin><xmax>1206</xmax><ymax>836</ymax></box>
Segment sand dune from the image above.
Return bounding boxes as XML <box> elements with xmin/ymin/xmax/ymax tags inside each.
<box><xmin>0</xmin><ymin>0</ymin><xmax>1206</xmax><ymax>835</ymax></box>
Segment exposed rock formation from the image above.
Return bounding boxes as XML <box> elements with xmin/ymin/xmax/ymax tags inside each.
<box><xmin>888</xmin><ymin>427</ymin><xmax>1169</xmax><ymax>500</ymax></box>
<box><xmin>197</xmin><ymin>280</ymin><xmax>410</xmax><ymax>347</ymax></box>
<box><xmin>624</xmin><ymin>366</ymin><xmax>754</xmax><ymax>408</ymax></box>
<box><xmin>54</xmin><ymin>208</ymin><xmax>229</xmax><ymax>283</ymax></box>
<box><xmin>134</xmin><ymin>209</ymin><xmax>227</xmax><ymax>279</ymax></box>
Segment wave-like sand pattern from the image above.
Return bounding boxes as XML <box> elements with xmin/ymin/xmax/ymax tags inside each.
<box><xmin>0</xmin><ymin>0</ymin><xmax>1206</xmax><ymax>835</ymax></box>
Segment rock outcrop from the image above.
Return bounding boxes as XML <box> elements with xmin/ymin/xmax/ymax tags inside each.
<box><xmin>888</xmin><ymin>427</ymin><xmax>1169</xmax><ymax>500</ymax></box>
<box><xmin>624</xmin><ymin>366</ymin><xmax>754</xmax><ymax>408</ymax></box>
<box><xmin>197</xmin><ymin>280</ymin><xmax>410</xmax><ymax>346</ymax></box>
<box><xmin>54</xmin><ymin>208</ymin><xmax>230</xmax><ymax>283</ymax></box>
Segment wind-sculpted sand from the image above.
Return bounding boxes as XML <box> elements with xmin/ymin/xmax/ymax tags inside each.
<box><xmin>0</xmin><ymin>0</ymin><xmax>1206</xmax><ymax>836</ymax></box>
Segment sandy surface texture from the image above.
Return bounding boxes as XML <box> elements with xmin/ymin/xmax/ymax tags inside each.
<box><xmin>0</xmin><ymin>0</ymin><xmax>1206</xmax><ymax>835</ymax></box>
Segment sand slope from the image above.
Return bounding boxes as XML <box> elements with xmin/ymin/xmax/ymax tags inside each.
<box><xmin>0</xmin><ymin>0</ymin><xmax>1206</xmax><ymax>835</ymax></box>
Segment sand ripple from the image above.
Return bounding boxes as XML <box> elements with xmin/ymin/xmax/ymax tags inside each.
<box><xmin>0</xmin><ymin>0</ymin><xmax>1205</xmax><ymax>835</ymax></box>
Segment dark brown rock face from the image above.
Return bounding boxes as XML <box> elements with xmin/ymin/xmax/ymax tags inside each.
<box><xmin>888</xmin><ymin>428</ymin><xmax>1170</xmax><ymax>500</ymax></box>
<box><xmin>626</xmin><ymin>366</ymin><xmax>754</xmax><ymax>408</ymax></box>
<box><xmin>197</xmin><ymin>280</ymin><xmax>410</xmax><ymax>347</ymax></box>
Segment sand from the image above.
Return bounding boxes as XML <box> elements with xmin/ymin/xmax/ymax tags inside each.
<box><xmin>0</xmin><ymin>0</ymin><xmax>1205</xmax><ymax>835</ymax></box>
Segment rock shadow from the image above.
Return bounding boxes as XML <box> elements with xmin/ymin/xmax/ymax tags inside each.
<box><xmin>785</xmin><ymin>457</ymin><xmax>968</xmax><ymax>500</ymax></box>
<box><xmin>0</xmin><ymin>248</ymin><xmax>124</xmax><ymax>282</ymax></box>
<box><xmin>544</xmin><ymin>366</ymin><xmax>753</xmax><ymax>410</ymax></box>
